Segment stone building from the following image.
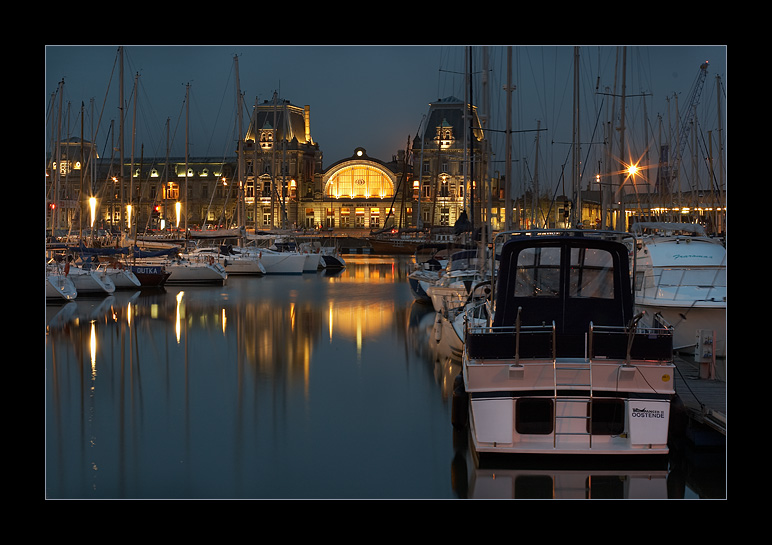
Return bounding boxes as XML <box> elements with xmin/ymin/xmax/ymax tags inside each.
<box><xmin>45</xmin><ymin>95</ymin><xmax>500</xmax><ymax>236</ymax></box>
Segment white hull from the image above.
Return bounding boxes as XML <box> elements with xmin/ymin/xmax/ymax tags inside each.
<box><xmin>633</xmin><ymin>223</ymin><xmax>726</xmax><ymax>357</ymax></box>
<box><xmin>223</xmin><ymin>257</ymin><xmax>266</xmax><ymax>275</ymax></box>
<box><xmin>254</xmin><ymin>251</ymin><xmax>306</xmax><ymax>274</ymax></box>
<box><xmin>46</xmin><ymin>274</ymin><xmax>77</xmax><ymax>301</ymax></box>
<box><xmin>636</xmin><ymin>300</ymin><xmax>726</xmax><ymax>356</ymax></box>
<box><xmin>302</xmin><ymin>252</ymin><xmax>323</xmax><ymax>272</ymax></box>
<box><xmin>67</xmin><ymin>267</ymin><xmax>116</xmax><ymax>294</ymax></box>
<box><xmin>167</xmin><ymin>262</ymin><xmax>227</xmax><ymax>284</ymax></box>
<box><xmin>457</xmin><ymin>230</ymin><xmax>674</xmax><ymax>461</ymax></box>
<box><xmin>105</xmin><ymin>268</ymin><xmax>142</xmax><ymax>289</ymax></box>
<box><xmin>137</xmin><ymin>258</ymin><xmax>227</xmax><ymax>284</ymax></box>
<box><xmin>427</xmin><ymin>284</ymin><xmax>468</xmax><ymax>312</ymax></box>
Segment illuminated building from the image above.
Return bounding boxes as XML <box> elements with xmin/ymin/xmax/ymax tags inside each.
<box><xmin>46</xmin><ymin>96</ymin><xmax>500</xmax><ymax>231</ymax></box>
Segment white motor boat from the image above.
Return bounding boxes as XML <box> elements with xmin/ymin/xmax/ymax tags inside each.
<box><xmin>631</xmin><ymin>222</ymin><xmax>726</xmax><ymax>357</ymax></box>
<box><xmin>46</xmin><ymin>270</ymin><xmax>77</xmax><ymax>302</ymax></box>
<box><xmin>454</xmin><ymin>229</ymin><xmax>675</xmax><ymax>463</ymax></box>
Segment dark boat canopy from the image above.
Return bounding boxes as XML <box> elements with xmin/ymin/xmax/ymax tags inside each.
<box><xmin>493</xmin><ymin>232</ymin><xmax>634</xmax><ymax>337</ymax></box>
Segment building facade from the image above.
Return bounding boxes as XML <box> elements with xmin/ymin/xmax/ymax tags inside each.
<box><xmin>47</xmin><ymin>94</ymin><xmax>722</xmax><ymax>237</ymax></box>
<box><xmin>46</xmin><ymin>95</ymin><xmax>497</xmax><ymax>236</ymax></box>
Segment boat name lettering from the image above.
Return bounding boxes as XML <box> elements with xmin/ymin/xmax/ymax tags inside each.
<box><xmin>133</xmin><ymin>267</ymin><xmax>162</xmax><ymax>274</ymax></box>
<box><xmin>673</xmin><ymin>254</ymin><xmax>712</xmax><ymax>260</ymax></box>
<box><xmin>631</xmin><ymin>407</ymin><xmax>666</xmax><ymax>419</ymax></box>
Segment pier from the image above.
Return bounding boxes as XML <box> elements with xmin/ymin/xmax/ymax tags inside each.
<box><xmin>673</xmin><ymin>354</ymin><xmax>726</xmax><ymax>444</ymax></box>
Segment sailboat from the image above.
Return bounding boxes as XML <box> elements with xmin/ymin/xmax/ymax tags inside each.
<box><xmin>52</xmin><ymin>258</ymin><xmax>116</xmax><ymax>295</ymax></box>
<box><xmin>45</xmin><ymin>265</ymin><xmax>77</xmax><ymax>302</ymax></box>
<box><xmin>631</xmin><ymin>222</ymin><xmax>726</xmax><ymax>357</ymax></box>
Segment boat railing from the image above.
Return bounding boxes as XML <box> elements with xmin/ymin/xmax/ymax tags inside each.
<box><xmin>589</xmin><ymin>319</ymin><xmax>673</xmax><ymax>363</ymax></box>
<box><xmin>465</xmin><ymin>305</ymin><xmax>556</xmax><ymax>362</ymax></box>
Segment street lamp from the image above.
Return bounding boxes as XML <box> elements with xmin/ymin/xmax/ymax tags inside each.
<box><xmin>89</xmin><ymin>197</ymin><xmax>97</xmax><ymax>228</ymax></box>
<box><xmin>176</xmin><ymin>201</ymin><xmax>181</xmax><ymax>229</ymax></box>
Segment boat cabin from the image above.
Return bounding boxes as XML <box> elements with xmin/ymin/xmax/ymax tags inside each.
<box><xmin>467</xmin><ymin>232</ymin><xmax>671</xmax><ymax>361</ymax></box>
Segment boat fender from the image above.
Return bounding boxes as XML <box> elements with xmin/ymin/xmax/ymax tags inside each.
<box><xmin>209</xmin><ymin>256</ymin><xmax>215</xmax><ymax>265</ymax></box>
<box><xmin>451</xmin><ymin>374</ymin><xmax>468</xmax><ymax>429</ymax></box>
<box><xmin>433</xmin><ymin>313</ymin><xmax>442</xmax><ymax>343</ymax></box>
<box><xmin>64</xmin><ymin>261</ymin><xmax>70</xmax><ymax>276</ymax></box>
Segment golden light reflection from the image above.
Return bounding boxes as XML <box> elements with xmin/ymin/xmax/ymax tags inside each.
<box><xmin>176</xmin><ymin>291</ymin><xmax>184</xmax><ymax>343</ymax></box>
<box><xmin>90</xmin><ymin>320</ymin><xmax>97</xmax><ymax>372</ymax></box>
<box><xmin>328</xmin><ymin>302</ymin><xmax>334</xmax><ymax>342</ymax></box>
<box><xmin>222</xmin><ymin>308</ymin><xmax>227</xmax><ymax>334</ymax></box>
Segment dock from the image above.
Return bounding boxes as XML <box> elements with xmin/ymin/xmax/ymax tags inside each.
<box><xmin>672</xmin><ymin>354</ymin><xmax>726</xmax><ymax>441</ymax></box>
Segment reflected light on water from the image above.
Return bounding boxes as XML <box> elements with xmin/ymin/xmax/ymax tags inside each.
<box><xmin>175</xmin><ymin>291</ymin><xmax>184</xmax><ymax>343</ymax></box>
<box><xmin>89</xmin><ymin>320</ymin><xmax>96</xmax><ymax>375</ymax></box>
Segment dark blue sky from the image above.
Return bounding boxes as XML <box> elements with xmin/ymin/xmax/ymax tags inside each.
<box><xmin>45</xmin><ymin>45</ymin><xmax>726</xmax><ymax>193</ymax></box>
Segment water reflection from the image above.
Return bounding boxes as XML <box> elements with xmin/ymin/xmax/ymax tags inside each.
<box><xmin>45</xmin><ymin>256</ymin><xmax>724</xmax><ymax>499</ymax></box>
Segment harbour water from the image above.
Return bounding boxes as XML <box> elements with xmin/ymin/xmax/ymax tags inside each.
<box><xmin>44</xmin><ymin>255</ymin><xmax>725</xmax><ymax>499</ymax></box>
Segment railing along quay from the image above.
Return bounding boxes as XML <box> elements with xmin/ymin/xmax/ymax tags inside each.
<box><xmin>673</xmin><ymin>354</ymin><xmax>726</xmax><ymax>438</ymax></box>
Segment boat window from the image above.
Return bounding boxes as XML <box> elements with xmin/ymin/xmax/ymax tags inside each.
<box><xmin>568</xmin><ymin>247</ymin><xmax>615</xmax><ymax>299</ymax></box>
<box><xmin>662</xmin><ymin>268</ymin><xmax>726</xmax><ymax>287</ymax></box>
<box><xmin>589</xmin><ymin>399</ymin><xmax>625</xmax><ymax>435</ymax></box>
<box><xmin>515</xmin><ymin>398</ymin><xmax>554</xmax><ymax>434</ymax></box>
<box><xmin>514</xmin><ymin>247</ymin><xmax>561</xmax><ymax>297</ymax></box>
<box><xmin>634</xmin><ymin>271</ymin><xmax>644</xmax><ymax>292</ymax></box>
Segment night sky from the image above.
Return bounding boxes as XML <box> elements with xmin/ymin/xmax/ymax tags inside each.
<box><xmin>45</xmin><ymin>44</ymin><xmax>726</xmax><ymax>194</ymax></box>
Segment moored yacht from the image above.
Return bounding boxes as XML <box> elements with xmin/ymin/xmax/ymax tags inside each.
<box><xmin>46</xmin><ymin>268</ymin><xmax>77</xmax><ymax>302</ymax></box>
<box><xmin>631</xmin><ymin>222</ymin><xmax>726</xmax><ymax>357</ymax></box>
<box><xmin>454</xmin><ymin>229</ymin><xmax>675</xmax><ymax>464</ymax></box>
<box><xmin>55</xmin><ymin>259</ymin><xmax>116</xmax><ymax>295</ymax></box>
<box><xmin>135</xmin><ymin>252</ymin><xmax>227</xmax><ymax>285</ymax></box>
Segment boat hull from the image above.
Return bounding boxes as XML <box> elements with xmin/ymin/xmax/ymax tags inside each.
<box><xmin>105</xmin><ymin>268</ymin><xmax>142</xmax><ymax>289</ymax></box>
<box><xmin>463</xmin><ymin>359</ymin><xmax>674</xmax><ymax>458</ymax></box>
<box><xmin>129</xmin><ymin>265</ymin><xmax>171</xmax><ymax>287</ymax></box>
<box><xmin>636</xmin><ymin>301</ymin><xmax>726</xmax><ymax>356</ymax></box>
<box><xmin>223</xmin><ymin>257</ymin><xmax>266</xmax><ymax>275</ymax></box>
<box><xmin>46</xmin><ymin>274</ymin><xmax>77</xmax><ymax>301</ymax></box>
<box><xmin>165</xmin><ymin>262</ymin><xmax>227</xmax><ymax>285</ymax></box>
<box><xmin>256</xmin><ymin>252</ymin><xmax>306</xmax><ymax>274</ymax></box>
<box><xmin>67</xmin><ymin>267</ymin><xmax>116</xmax><ymax>295</ymax></box>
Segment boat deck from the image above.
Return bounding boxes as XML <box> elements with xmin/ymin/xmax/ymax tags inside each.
<box><xmin>673</xmin><ymin>354</ymin><xmax>726</xmax><ymax>437</ymax></box>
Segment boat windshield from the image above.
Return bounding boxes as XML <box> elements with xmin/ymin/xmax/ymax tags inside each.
<box><xmin>660</xmin><ymin>267</ymin><xmax>726</xmax><ymax>288</ymax></box>
<box><xmin>513</xmin><ymin>246</ymin><xmax>615</xmax><ymax>300</ymax></box>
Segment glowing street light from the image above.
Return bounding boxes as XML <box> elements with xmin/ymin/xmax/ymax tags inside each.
<box><xmin>175</xmin><ymin>201</ymin><xmax>181</xmax><ymax>228</ymax></box>
<box><xmin>89</xmin><ymin>197</ymin><xmax>97</xmax><ymax>227</ymax></box>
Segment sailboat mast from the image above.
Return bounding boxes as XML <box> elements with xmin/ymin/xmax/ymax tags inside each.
<box><xmin>119</xmin><ymin>47</ymin><xmax>125</xmax><ymax>234</ymax></box>
<box><xmin>129</xmin><ymin>72</ymin><xmax>138</xmax><ymax>235</ymax></box>
<box><xmin>615</xmin><ymin>47</ymin><xmax>628</xmax><ymax>231</ymax></box>
<box><xmin>572</xmin><ymin>46</ymin><xmax>581</xmax><ymax>228</ymax></box>
<box><xmin>185</xmin><ymin>82</ymin><xmax>190</xmax><ymax>233</ymax></box>
<box><xmin>504</xmin><ymin>46</ymin><xmax>513</xmax><ymax>231</ymax></box>
<box><xmin>234</xmin><ymin>55</ymin><xmax>245</xmax><ymax>232</ymax></box>
<box><xmin>78</xmin><ymin>102</ymin><xmax>83</xmax><ymax>239</ymax></box>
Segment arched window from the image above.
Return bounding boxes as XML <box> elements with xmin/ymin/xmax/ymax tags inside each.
<box><xmin>325</xmin><ymin>165</ymin><xmax>394</xmax><ymax>199</ymax></box>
